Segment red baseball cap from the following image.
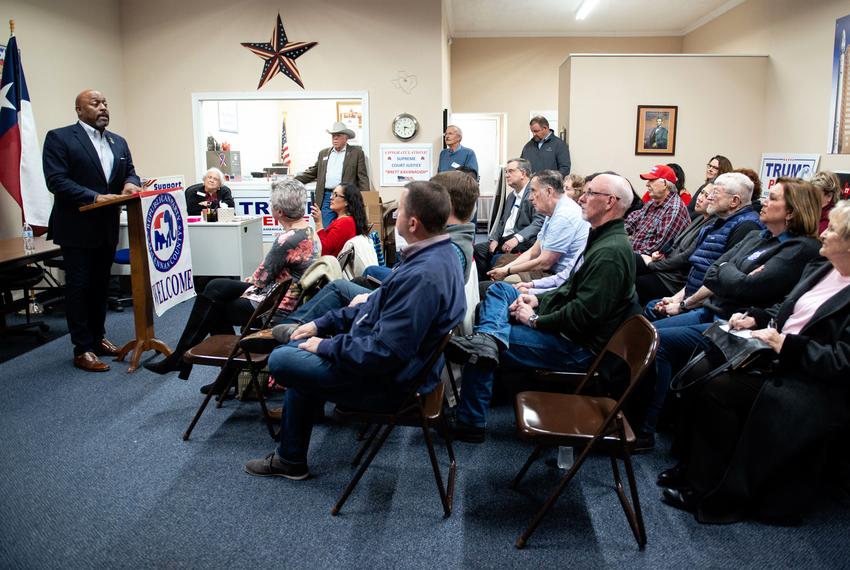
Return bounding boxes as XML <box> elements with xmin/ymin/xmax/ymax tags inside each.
<box><xmin>639</xmin><ymin>164</ymin><xmax>677</xmax><ymax>184</ymax></box>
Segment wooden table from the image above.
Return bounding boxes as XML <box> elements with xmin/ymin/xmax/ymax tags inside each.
<box><xmin>0</xmin><ymin>236</ymin><xmax>61</xmax><ymax>270</ymax></box>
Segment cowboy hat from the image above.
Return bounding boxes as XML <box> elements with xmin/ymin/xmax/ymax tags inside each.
<box><xmin>327</xmin><ymin>121</ymin><xmax>356</xmax><ymax>138</ymax></box>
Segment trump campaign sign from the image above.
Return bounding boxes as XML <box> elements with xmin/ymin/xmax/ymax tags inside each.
<box><xmin>758</xmin><ymin>153</ymin><xmax>820</xmax><ymax>200</ymax></box>
<box><xmin>140</xmin><ymin>188</ymin><xmax>195</xmax><ymax>316</ymax></box>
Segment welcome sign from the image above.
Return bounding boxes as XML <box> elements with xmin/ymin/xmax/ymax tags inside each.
<box><xmin>140</xmin><ymin>189</ymin><xmax>195</xmax><ymax>316</ymax></box>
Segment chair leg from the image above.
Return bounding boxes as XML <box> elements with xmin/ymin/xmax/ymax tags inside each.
<box><xmin>332</xmin><ymin>422</ymin><xmax>397</xmax><ymax>516</ymax></box>
<box><xmin>445</xmin><ymin>363</ymin><xmax>460</xmax><ymax>406</ymax></box>
<box><xmin>352</xmin><ymin>424</ymin><xmax>380</xmax><ymax>466</ymax></box>
<box><xmin>215</xmin><ymin>366</ymin><xmax>240</xmax><ymax>408</ymax></box>
<box><xmin>515</xmin><ymin>440</ymin><xmax>595</xmax><ymax>549</ymax></box>
<box><xmin>421</xmin><ymin>418</ymin><xmax>454</xmax><ymax>517</ymax></box>
<box><xmin>617</xmin><ymin>450</ymin><xmax>647</xmax><ymax>549</ymax></box>
<box><xmin>511</xmin><ymin>444</ymin><xmax>545</xmax><ymax>489</ymax></box>
<box><xmin>182</xmin><ymin>369</ymin><xmax>227</xmax><ymax>441</ymax></box>
<box><xmin>250</xmin><ymin>366</ymin><xmax>277</xmax><ymax>439</ymax></box>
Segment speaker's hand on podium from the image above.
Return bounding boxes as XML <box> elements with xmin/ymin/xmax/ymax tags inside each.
<box><xmin>122</xmin><ymin>183</ymin><xmax>142</xmax><ymax>195</ymax></box>
<box><xmin>95</xmin><ymin>193</ymin><xmax>123</xmax><ymax>203</ymax></box>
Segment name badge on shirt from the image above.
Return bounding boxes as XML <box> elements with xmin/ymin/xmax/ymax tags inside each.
<box><xmin>747</xmin><ymin>249</ymin><xmax>766</xmax><ymax>262</ymax></box>
<box><xmin>322</xmin><ymin>155</ymin><xmax>329</xmax><ymax>161</ymax></box>
<box><xmin>196</xmin><ymin>191</ymin><xmax>206</xmax><ymax>197</ymax></box>
<box><xmin>451</xmin><ymin>162</ymin><xmax>461</xmax><ymax>169</ymax></box>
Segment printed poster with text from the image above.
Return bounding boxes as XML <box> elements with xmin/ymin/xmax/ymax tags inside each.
<box><xmin>758</xmin><ymin>153</ymin><xmax>820</xmax><ymax>200</ymax></box>
<box><xmin>380</xmin><ymin>144</ymin><xmax>433</xmax><ymax>187</ymax></box>
<box><xmin>140</xmin><ymin>189</ymin><xmax>195</xmax><ymax>316</ymax></box>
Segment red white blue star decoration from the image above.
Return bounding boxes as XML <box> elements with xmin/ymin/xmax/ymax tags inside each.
<box><xmin>241</xmin><ymin>14</ymin><xmax>318</xmax><ymax>89</ymax></box>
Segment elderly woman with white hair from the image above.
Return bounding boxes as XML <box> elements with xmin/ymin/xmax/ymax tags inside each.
<box><xmin>146</xmin><ymin>177</ymin><xmax>319</xmax><ymax>378</ymax></box>
<box><xmin>185</xmin><ymin>167</ymin><xmax>235</xmax><ymax>215</ymax></box>
<box><xmin>660</xmin><ymin>200</ymin><xmax>850</xmax><ymax>524</ymax></box>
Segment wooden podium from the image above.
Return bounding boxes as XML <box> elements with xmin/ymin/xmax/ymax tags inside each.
<box><xmin>81</xmin><ymin>194</ymin><xmax>172</xmax><ymax>372</ymax></box>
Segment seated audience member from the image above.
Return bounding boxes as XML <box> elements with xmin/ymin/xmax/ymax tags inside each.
<box><xmin>445</xmin><ymin>173</ymin><xmax>636</xmax><ymax>442</ymax></box>
<box><xmin>485</xmin><ymin>170</ymin><xmax>589</xmax><ymax>283</ymax></box>
<box><xmin>732</xmin><ymin>167</ymin><xmax>762</xmax><ymax>214</ymax></box>
<box><xmin>641</xmin><ymin>163</ymin><xmax>690</xmax><ymax>206</ymax></box>
<box><xmin>625</xmin><ymin>165</ymin><xmax>691</xmax><ymax>255</ymax></box>
<box><xmin>563</xmin><ymin>173</ymin><xmax>585</xmax><ymax>201</ymax></box>
<box><xmin>474</xmin><ymin>158</ymin><xmax>543</xmax><ymax>280</ymax></box>
<box><xmin>810</xmin><ymin>170</ymin><xmax>841</xmax><ymax>233</ymax></box>
<box><xmin>638</xmin><ymin>178</ymin><xmax>822</xmax><ymax>449</ymax></box>
<box><xmin>311</xmin><ymin>183</ymin><xmax>368</xmax><ymax>257</ymax></box>
<box><xmin>185</xmin><ymin>167</ymin><xmax>234</xmax><ymax>215</ymax></box>
<box><xmin>635</xmin><ymin>188</ymin><xmax>713</xmax><ymax>304</ymax></box>
<box><xmin>242</xmin><ymin>180</ymin><xmax>466</xmax><ymax>480</ymax></box>
<box><xmin>145</xmin><ymin>178</ymin><xmax>319</xmax><ymax>377</ymax></box>
<box><xmin>649</xmin><ymin>172</ymin><xmax>763</xmax><ymax>318</ymax></box>
<box><xmin>659</xmin><ymin>201</ymin><xmax>850</xmax><ymax>523</ymax></box>
<box><xmin>688</xmin><ymin>154</ymin><xmax>733</xmax><ymax>219</ymax></box>
<box><xmin>247</xmin><ymin>170</ymin><xmax>478</xmax><ymax>350</ymax></box>
<box><xmin>362</xmin><ymin>170</ymin><xmax>478</xmax><ymax>283</ymax></box>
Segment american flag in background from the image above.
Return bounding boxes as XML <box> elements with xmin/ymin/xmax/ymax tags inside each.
<box><xmin>280</xmin><ymin>115</ymin><xmax>291</xmax><ymax>166</ymax></box>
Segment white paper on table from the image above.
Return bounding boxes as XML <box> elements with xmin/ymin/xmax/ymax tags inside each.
<box><xmin>719</xmin><ymin>324</ymin><xmax>753</xmax><ymax>338</ymax></box>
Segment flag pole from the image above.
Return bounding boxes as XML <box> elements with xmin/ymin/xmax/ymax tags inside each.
<box><xmin>9</xmin><ymin>19</ymin><xmax>14</xmax><ymax>36</ymax></box>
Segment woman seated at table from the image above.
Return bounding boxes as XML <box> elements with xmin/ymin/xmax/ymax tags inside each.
<box><xmin>185</xmin><ymin>167</ymin><xmax>235</xmax><ymax>215</ymax></box>
<box><xmin>638</xmin><ymin>178</ymin><xmax>823</xmax><ymax>442</ymax></box>
<box><xmin>658</xmin><ymin>200</ymin><xmax>850</xmax><ymax>524</ymax></box>
<box><xmin>311</xmin><ymin>183</ymin><xmax>368</xmax><ymax>257</ymax></box>
<box><xmin>146</xmin><ymin>177</ymin><xmax>319</xmax><ymax>377</ymax></box>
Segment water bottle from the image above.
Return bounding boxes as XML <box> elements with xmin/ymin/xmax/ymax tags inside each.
<box><xmin>557</xmin><ymin>446</ymin><xmax>574</xmax><ymax>470</ymax></box>
<box><xmin>22</xmin><ymin>222</ymin><xmax>34</xmax><ymax>253</ymax></box>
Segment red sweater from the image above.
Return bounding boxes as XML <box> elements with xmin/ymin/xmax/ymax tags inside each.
<box><xmin>318</xmin><ymin>215</ymin><xmax>356</xmax><ymax>257</ymax></box>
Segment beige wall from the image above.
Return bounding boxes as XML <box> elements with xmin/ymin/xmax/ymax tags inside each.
<box><xmin>566</xmin><ymin>55</ymin><xmax>768</xmax><ymax>189</ymax></box>
<box><xmin>450</xmin><ymin>36</ymin><xmax>683</xmax><ymax>160</ymax></box>
<box><xmin>684</xmin><ymin>0</ymin><xmax>850</xmax><ymax>173</ymax></box>
<box><xmin>0</xmin><ymin>0</ymin><xmax>126</xmax><ymax>238</ymax></box>
<box><xmin>119</xmin><ymin>0</ymin><xmax>443</xmax><ymax>204</ymax></box>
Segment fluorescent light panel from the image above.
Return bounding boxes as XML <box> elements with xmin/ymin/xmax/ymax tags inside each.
<box><xmin>575</xmin><ymin>0</ymin><xmax>600</xmax><ymax>20</ymax></box>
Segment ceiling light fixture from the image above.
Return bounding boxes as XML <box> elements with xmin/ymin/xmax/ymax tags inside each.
<box><xmin>575</xmin><ymin>0</ymin><xmax>600</xmax><ymax>21</ymax></box>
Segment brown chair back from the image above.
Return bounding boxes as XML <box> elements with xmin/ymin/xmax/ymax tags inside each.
<box><xmin>240</xmin><ymin>278</ymin><xmax>293</xmax><ymax>335</ymax></box>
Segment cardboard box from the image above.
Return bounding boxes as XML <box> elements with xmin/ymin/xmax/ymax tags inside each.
<box><xmin>362</xmin><ymin>191</ymin><xmax>384</xmax><ymax>241</ymax></box>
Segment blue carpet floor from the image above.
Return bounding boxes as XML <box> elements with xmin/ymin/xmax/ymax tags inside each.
<box><xmin>1</xmin><ymin>301</ymin><xmax>849</xmax><ymax>569</ymax></box>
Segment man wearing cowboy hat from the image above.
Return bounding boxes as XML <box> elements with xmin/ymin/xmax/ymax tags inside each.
<box><xmin>295</xmin><ymin>121</ymin><xmax>371</xmax><ymax>227</ymax></box>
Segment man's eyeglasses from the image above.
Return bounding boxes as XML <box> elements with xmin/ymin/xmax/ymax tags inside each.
<box><xmin>584</xmin><ymin>189</ymin><xmax>620</xmax><ymax>200</ymax></box>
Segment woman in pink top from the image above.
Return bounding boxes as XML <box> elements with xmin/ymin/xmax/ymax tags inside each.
<box><xmin>659</xmin><ymin>200</ymin><xmax>850</xmax><ymax>525</ymax></box>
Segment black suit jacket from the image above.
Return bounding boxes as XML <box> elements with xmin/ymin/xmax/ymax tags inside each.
<box><xmin>43</xmin><ymin>123</ymin><xmax>140</xmax><ymax>248</ymax></box>
<box><xmin>487</xmin><ymin>183</ymin><xmax>544</xmax><ymax>252</ymax></box>
<box><xmin>184</xmin><ymin>183</ymin><xmax>234</xmax><ymax>215</ymax></box>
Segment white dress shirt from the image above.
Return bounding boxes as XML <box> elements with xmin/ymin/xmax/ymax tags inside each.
<box><xmin>325</xmin><ymin>146</ymin><xmax>347</xmax><ymax>189</ymax></box>
<box><xmin>78</xmin><ymin>120</ymin><xmax>113</xmax><ymax>180</ymax></box>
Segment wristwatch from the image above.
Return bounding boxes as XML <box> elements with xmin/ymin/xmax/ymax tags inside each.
<box><xmin>528</xmin><ymin>314</ymin><xmax>539</xmax><ymax>329</ymax></box>
<box><xmin>679</xmin><ymin>300</ymin><xmax>689</xmax><ymax>312</ymax></box>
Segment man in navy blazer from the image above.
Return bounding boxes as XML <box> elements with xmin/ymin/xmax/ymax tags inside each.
<box><xmin>42</xmin><ymin>89</ymin><xmax>141</xmax><ymax>372</ymax></box>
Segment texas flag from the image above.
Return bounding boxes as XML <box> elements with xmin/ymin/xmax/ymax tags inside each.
<box><xmin>0</xmin><ymin>35</ymin><xmax>51</xmax><ymax>226</ymax></box>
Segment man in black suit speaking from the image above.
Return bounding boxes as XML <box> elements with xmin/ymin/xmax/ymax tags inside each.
<box><xmin>42</xmin><ymin>89</ymin><xmax>142</xmax><ymax>372</ymax></box>
<box><xmin>474</xmin><ymin>158</ymin><xmax>544</xmax><ymax>280</ymax></box>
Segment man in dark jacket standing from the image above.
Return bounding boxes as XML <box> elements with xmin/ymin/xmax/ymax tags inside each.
<box><xmin>520</xmin><ymin>116</ymin><xmax>570</xmax><ymax>177</ymax></box>
<box><xmin>446</xmin><ymin>173</ymin><xmax>636</xmax><ymax>442</ymax></box>
<box><xmin>42</xmin><ymin>89</ymin><xmax>141</xmax><ymax>372</ymax></box>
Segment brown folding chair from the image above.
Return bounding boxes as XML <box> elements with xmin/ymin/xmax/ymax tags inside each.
<box><xmin>331</xmin><ymin>333</ymin><xmax>456</xmax><ymax>518</ymax></box>
<box><xmin>511</xmin><ymin>315</ymin><xmax>658</xmax><ymax>549</ymax></box>
<box><xmin>181</xmin><ymin>279</ymin><xmax>291</xmax><ymax>441</ymax></box>
<box><xmin>337</xmin><ymin>248</ymin><xmax>355</xmax><ymax>277</ymax></box>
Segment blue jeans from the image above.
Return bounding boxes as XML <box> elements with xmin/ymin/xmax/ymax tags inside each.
<box><xmin>320</xmin><ymin>191</ymin><xmax>337</xmax><ymax>228</ymax></box>
<box><xmin>362</xmin><ymin>265</ymin><xmax>393</xmax><ymax>283</ymax></box>
<box><xmin>283</xmin><ymin>279</ymin><xmax>369</xmax><ymax>325</ymax></box>
<box><xmin>456</xmin><ymin>282</ymin><xmax>594</xmax><ymax>427</ymax></box>
<box><xmin>641</xmin><ymin>309</ymin><xmax>715</xmax><ymax>433</ymax></box>
<box><xmin>269</xmin><ymin>344</ymin><xmax>404</xmax><ymax>464</ymax></box>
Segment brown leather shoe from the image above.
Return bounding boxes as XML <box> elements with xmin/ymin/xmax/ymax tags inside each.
<box><xmin>74</xmin><ymin>351</ymin><xmax>110</xmax><ymax>372</ymax></box>
<box><xmin>95</xmin><ymin>338</ymin><xmax>121</xmax><ymax>357</ymax></box>
<box><xmin>239</xmin><ymin>328</ymin><xmax>279</xmax><ymax>354</ymax></box>
<box><xmin>268</xmin><ymin>407</ymin><xmax>283</xmax><ymax>421</ymax></box>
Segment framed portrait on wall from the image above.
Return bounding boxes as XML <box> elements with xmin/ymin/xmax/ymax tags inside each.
<box><xmin>336</xmin><ymin>100</ymin><xmax>363</xmax><ymax>142</ymax></box>
<box><xmin>635</xmin><ymin>105</ymin><xmax>677</xmax><ymax>155</ymax></box>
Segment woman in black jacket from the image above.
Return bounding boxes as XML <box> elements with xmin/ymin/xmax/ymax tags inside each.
<box><xmin>659</xmin><ymin>200</ymin><xmax>850</xmax><ymax>524</ymax></box>
<box><xmin>184</xmin><ymin>167</ymin><xmax>235</xmax><ymax>215</ymax></box>
<box><xmin>637</xmin><ymin>178</ymin><xmax>823</xmax><ymax>445</ymax></box>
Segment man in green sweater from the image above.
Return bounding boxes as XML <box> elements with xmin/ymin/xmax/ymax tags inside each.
<box><xmin>447</xmin><ymin>173</ymin><xmax>637</xmax><ymax>442</ymax></box>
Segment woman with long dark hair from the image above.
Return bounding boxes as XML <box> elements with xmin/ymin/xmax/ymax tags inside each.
<box><xmin>311</xmin><ymin>183</ymin><xmax>368</xmax><ymax>257</ymax></box>
<box><xmin>688</xmin><ymin>155</ymin><xmax>732</xmax><ymax>218</ymax></box>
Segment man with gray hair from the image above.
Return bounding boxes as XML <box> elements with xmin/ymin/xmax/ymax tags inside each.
<box><xmin>474</xmin><ymin>157</ymin><xmax>543</xmax><ymax>279</ymax></box>
<box><xmin>649</xmin><ymin>171</ymin><xmax>763</xmax><ymax>319</ymax></box>
<box><xmin>626</xmin><ymin>164</ymin><xmax>691</xmax><ymax>254</ymax></box>
<box><xmin>446</xmin><ymin>173</ymin><xmax>638</xmax><ymax>442</ymax></box>
<box><xmin>438</xmin><ymin>125</ymin><xmax>479</xmax><ymax>175</ymax></box>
